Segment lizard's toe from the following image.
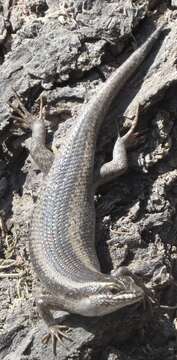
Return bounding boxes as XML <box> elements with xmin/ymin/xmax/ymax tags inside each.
<box><xmin>125</xmin><ymin>130</ymin><xmax>146</xmax><ymax>148</ymax></box>
<box><xmin>42</xmin><ymin>324</ymin><xmax>73</xmax><ymax>354</ymax></box>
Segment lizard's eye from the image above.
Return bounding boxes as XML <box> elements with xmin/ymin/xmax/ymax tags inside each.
<box><xmin>109</xmin><ymin>287</ymin><xmax>119</xmax><ymax>295</ymax></box>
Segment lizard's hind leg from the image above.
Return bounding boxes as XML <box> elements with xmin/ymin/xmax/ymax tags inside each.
<box><xmin>95</xmin><ymin>104</ymin><xmax>143</xmax><ymax>187</ymax></box>
<box><xmin>9</xmin><ymin>91</ymin><xmax>54</xmax><ymax>175</ymax></box>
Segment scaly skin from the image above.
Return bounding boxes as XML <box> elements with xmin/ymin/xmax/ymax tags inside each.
<box><xmin>10</xmin><ymin>24</ymin><xmax>165</xmax><ymax>353</ymax></box>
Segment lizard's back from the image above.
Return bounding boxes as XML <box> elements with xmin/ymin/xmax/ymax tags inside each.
<box><xmin>30</xmin><ymin>108</ymin><xmax>103</xmax><ymax>294</ymax></box>
<box><xmin>29</xmin><ymin>25</ymin><xmax>165</xmax><ymax>298</ymax></box>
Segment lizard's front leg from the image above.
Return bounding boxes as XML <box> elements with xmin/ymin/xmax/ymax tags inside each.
<box><xmin>9</xmin><ymin>90</ymin><xmax>54</xmax><ymax>175</ymax></box>
<box><xmin>36</xmin><ymin>295</ymin><xmax>73</xmax><ymax>354</ymax></box>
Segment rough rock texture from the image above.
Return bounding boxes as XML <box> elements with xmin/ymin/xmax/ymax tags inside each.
<box><xmin>0</xmin><ymin>0</ymin><xmax>177</xmax><ymax>359</ymax></box>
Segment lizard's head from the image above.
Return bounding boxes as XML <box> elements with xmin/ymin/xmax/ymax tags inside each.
<box><xmin>76</xmin><ymin>275</ymin><xmax>144</xmax><ymax>317</ymax></box>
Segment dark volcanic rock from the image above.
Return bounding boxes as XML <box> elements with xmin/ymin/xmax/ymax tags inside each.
<box><xmin>0</xmin><ymin>1</ymin><xmax>177</xmax><ymax>359</ymax></box>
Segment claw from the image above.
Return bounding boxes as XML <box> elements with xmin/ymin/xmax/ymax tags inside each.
<box><xmin>9</xmin><ymin>102</ymin><xmax>26</xmax><ymax>119</ymax></box>
<box><xmin>9</xmin><ymin>89</ymin><xmax>45</xmax><ymax>130</ymax></box>
<box><xmin>8</xmin><ymin>88</ymin><xmax>44</xmax><ymax>129</ymax></box>
<box><xmin>11</xmin><ymin>88</ymin><xmax>31</xmax><ymax>117</ymax></box>
<box><xmin>8</xmin><ymin>90</ymin><xmax>32</xmax><ymax>129</ymax></box>
<box><xmin>42</xmin><ymin>324</ymin><xmax>73</xmax><ymax>354</ymax></box>
<box><xmin>125</xmin><ymin>131</ymin><xmax>146</xmax><ymax>148</ymax></box>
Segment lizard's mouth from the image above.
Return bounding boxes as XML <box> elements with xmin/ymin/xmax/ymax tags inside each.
<box><xmin>114</xmin><ymin>291</ymin><xmax>144</xmax><ymax>306</ymax></box>
<box><xmin>98</xmin><ymin>291</ymin><xmax>144</xmax><ymax>316</ymax></box>
<box><xmin>74</xmin><ymin>288</ymin><xmax>144</xmax><ymax>317</ymax></box>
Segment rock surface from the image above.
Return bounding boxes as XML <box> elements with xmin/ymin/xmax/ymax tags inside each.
<box><xmin>0</xmin><ymin>1</ymin><xmax>177</xmax><ymax>359</ymax></box>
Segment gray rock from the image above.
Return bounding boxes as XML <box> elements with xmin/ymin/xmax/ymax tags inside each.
<box><xmin>171</xmin><ymin>0</ymin><xmax>177</xmax><ymax>7</ymax></box>
<box><xmin>0</xmin><ymin>1</ymin><xmax>177</xmax><ymax>360</ymax></box>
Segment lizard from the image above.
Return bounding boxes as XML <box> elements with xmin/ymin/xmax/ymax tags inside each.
<box><xmin>9</xmin><ymin>23</ymin><xmax>166</xmax><ymax>354</ymax></box>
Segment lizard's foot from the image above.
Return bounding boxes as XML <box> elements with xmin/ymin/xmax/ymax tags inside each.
<box><xmin>9</xmin><ymin>89</ymin><xmax>45</xmax><ymax>130</ymax></box>
<box><xmin>8</xmin><ymin>88</ymin><xmax>32</xmax><ymax>129</ymax></box>
<box><xmin>124</xmin><ymin>130</ymin><xmax>146</xmax><ymax>148</ymax></box>
<box><xmin>122</xmin><ymin>103</ymin><xmax>145</xmax><ymax>148</ymax></box>
<box><xmin>42</xmin><ymin>324</ymin><xmax>73</xmax><ymax>354</ymax></box>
